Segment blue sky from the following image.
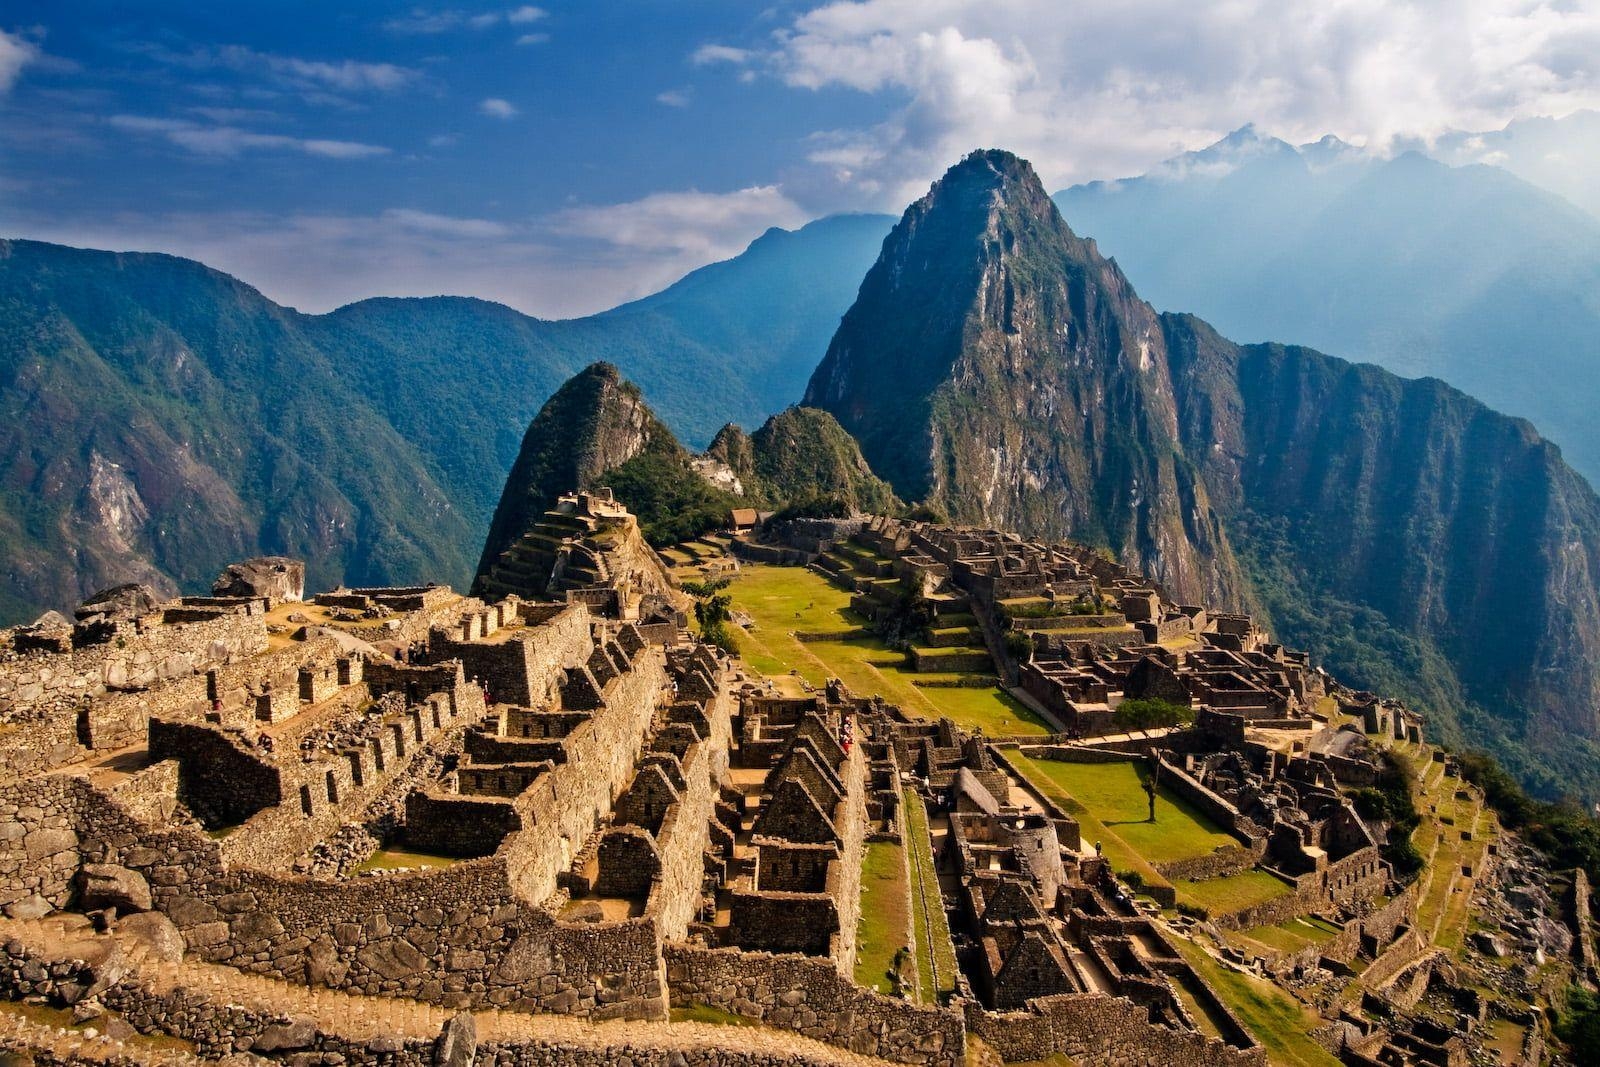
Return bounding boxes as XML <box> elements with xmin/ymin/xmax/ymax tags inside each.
<box><xmin>3</xmin><ymin>1</ymin><xmax>1597</xmax><ymax>316</ymax></box>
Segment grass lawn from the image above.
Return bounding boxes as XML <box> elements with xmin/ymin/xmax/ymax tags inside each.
<box><xmin>903</xmin><ymin>790</ymin><xmax>958</xmax><ymax>1003</ymax></box>
<box><xmin>1176</xmin><ymin>870</ymin><xmax>1293</xmax><ymax>917</ymax></box>
<box><xmin>1173</xmin><ymin>939</ymin><xmax>1341</xmax><ymax>1067</ymax></box>
<box><xmin>856</xmin><ymin>841</ymin><xmax>914</xmax><ymax>995</ymax></box>
<box><xmin>1241</xmin><ymin>916</ymin><xmax>1343</xmax><ymax>954</ymax></box>
<box><xmin>355</xmin><ymin>846</ymin><xmax>457</xmax><ymax>873</ymax></box>
<box><xmin>669</xmin><ymin>1004</ymin><xmax>756</xmax><ymax>1027</ymax></box>
<box><xmin>1011</xmin><ymin>756</ymin><xmax>1237</xmax><ymax>873</ymax></box>
<box><xmin>721</xmin><ymin>563</ymin><xmax>1051</xmax><ymax>736</ymax></box>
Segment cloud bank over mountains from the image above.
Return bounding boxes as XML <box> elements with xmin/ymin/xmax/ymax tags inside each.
<box><xmin>1</xmin><ymin>3</ymin><xmax>1597</xmax><ymax>316</ymax></box>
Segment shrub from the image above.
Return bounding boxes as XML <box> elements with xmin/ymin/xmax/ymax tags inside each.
<box><xmin>1112</xmin><ymin>698</ymin><xmax>1195</xmax><ymax>731</ymax></box>
<box><xmin>772</xmin><ymin>493</ymin><xmax>851</xmax><ymax>522</ymax></box>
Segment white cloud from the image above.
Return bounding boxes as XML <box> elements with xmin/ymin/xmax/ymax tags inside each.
<box><xmin>386</xmin><ymin>7</ymin><xmax>545</xmax><ymax>33</ymax></box>
<box><xmin>143</xmin><ymin>43</ymin><xmax>417</xmax><ymax>97</ymax></box>
<box><xmin>516</xmin><ymin>33</ymin><xmax>550</xmax><ymax>46</ymax></box>
<box><xmin>656</xmin><ymin>88</ymin><xmax>691</xmax><ymax>108</ymax></box>
<box><xmin>478</xmin><ymin>97</ymin><xmax>519</xmax><ymax>118</ymax></box>
<box><xmin>693</xmin><ymin>44</ymin><xmax>752</xmax><ymax>66</ymax></box>
<box><xmin>0</xmin><ymin>29</ymin><xmax>38</xmax><ymax>93</ymax></box>
<box><xmin>110</xmin><ymin>115</ymin><xmax>390</xmax><ymax>159</ymax></box>
<box><xmin>552</xmin><ymin>184</ymin><xmax>809</xmax><ymax>260</ymax></box>
<box><xmin>751</xmin><ymin>0</ymin><xmax>1600</xmax><ymax>207</ymax></box>
<box><xmin>384</xmin><ymin>208</ymin><xmax>510</xmax><ymax>238</ymax></box>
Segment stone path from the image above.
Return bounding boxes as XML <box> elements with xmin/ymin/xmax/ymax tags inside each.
<box><xmin>1</xmin><ymin>916</ymin><xmax>891</xmax><ymax>1066</ymax></box>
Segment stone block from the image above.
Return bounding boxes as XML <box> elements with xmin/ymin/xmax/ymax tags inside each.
<box><xmin>77</xmin><ymin>864</ymin><xmax>153</xmax><ymax>913</ymax></box>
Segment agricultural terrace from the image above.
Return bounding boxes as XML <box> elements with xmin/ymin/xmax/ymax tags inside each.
<box><xmin>712</xmin><ymin>561</ymin><xmax>1052</xmax><ymax>737</ymax></box>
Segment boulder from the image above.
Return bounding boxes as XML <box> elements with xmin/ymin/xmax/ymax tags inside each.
<box><xmin>252</xmin><ymin>1015</ymin><xmax>318</xmax><ymax>1052</ymax></box>
<box><xmin>76</xmin><ymin>864</ymin><xmax>152</xmax><ymax>914</ymax></box>
<box><xmin>118</xmin><ymin>911</ymin><xmax>185</xmax><ymax>962</ymax></box>
<box><xmin>434</xmin><ymin>1012</ymin><xmax>476</xmax><ymax>1067</ymax></box>
<box><xmin>75</xmin><ymin>583</ymin><xmax>162</xmax><ymax>622</ymax></box>
<box><xmin>28</xmin><ymin>610</ymin><xmax>72</xmax><ymax>631</ymax></box>
<box><xmin>212</xmin><ymin>557</ymin><xmax>305</xmax><ymax>602</ymax></box>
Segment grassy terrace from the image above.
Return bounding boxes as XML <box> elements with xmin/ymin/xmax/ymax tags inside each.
<box><xmin>903</xmin><ymin>790</ymin><xmax>958</xmax><ymax>1003</ymax></box>
<box><xmin>1172</xmin><ymin>938</ymin><xmax>1341</xmax><ymax>1067</ymax></box>
<box><xmin>855</xmin><ymin>841</ymin><xmax>914</xmax><ymax>996</ymax></box>
<box><xmin>1239</xmin><ymin>915</ymin><xmax>1343</xmax><ymax>955</ymax></box>
<box><xmin>719</xmin><ymin>563</ymin><xmax>1051</xmax><ymax>736</ymax></box>
<box><xmin>1008</xmin><ymin>755</ymin><xmax>1291</xmax><ymax>915</ymax></box>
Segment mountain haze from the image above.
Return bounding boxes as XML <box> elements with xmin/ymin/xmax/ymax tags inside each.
<box><xmin>808</xmin><ymin>149</ymin><xmax>1600</xmax><ymax>797</ymax></box>
<box><xmin>1056</xmin><ymin>127</ymin><xmax>1600</xmax><ymax>483</ymax></box>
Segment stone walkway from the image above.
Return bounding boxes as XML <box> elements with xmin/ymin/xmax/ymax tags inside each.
<box><xmin>0</xmin><ymin>915</ymin><xmax>891</xmax><ymax>1066</ymax></box>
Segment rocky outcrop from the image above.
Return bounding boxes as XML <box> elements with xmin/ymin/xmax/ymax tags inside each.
<box><xmin>75</xmin><ymin>585</ymin><xmax>162</xmax><ymax>623</ymax></box>
<box><xmin>211</xmin><ymin>557</ymin><xmax>304</xmax><ymax>601</ymax></box>
<box><xmin>474</xmin><ymin>363</ymin><xmax>681</xmax><ymax>586</ymax></box>
<box><xmin>805</xmin><ymin>149</ymin><xmax>1246</xmax><ymax>608</ymax></box>
<box><xmin>705</xmin><ymin>407</ymin><xmax>900</xmax><ymax>513</ymax></box>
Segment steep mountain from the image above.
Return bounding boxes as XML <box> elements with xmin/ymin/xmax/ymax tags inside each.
<box><xmin>807</xmin><ymin>149</ymin><xmax>1600</xmax><ymax>798</ymax></box>
<box><xmin>0</xmin><ymin>216</ymin><xmax>891</xmax><ymax>622</ymax></box>
<box><xmin>704</xmin><ymin>407</ymin><xmax>900</xmax><ymax>513</ymax></box>
<box><xmin>472</xmin><ymin>362</ymin><xmax>681</xmax><ymax>584</ymax></box>
<box><xmin>805</xmin><ymin>150</ymin><xmax>1247</xmax><ymax>607</ymax></box>
<box><xmin>1056</xmin><ymin>129</ymin><xmax>1600</xmax><ymax>483</ymax></box>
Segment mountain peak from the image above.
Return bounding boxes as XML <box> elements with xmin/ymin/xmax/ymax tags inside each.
<box><xmin>804</xmin><ymin>150</ymin><xmax>1244</xmax><ymax>606</ymax></box>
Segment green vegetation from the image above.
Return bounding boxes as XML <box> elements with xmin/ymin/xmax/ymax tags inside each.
<box><xmin>1554</xmin><ymin>985</ymin><xmax>1600</xmax><ymax>1053</ymax></box>
<box><xmin>604</xmin><ymin>451</ymin><xmax>740</xmax><ymax>548</ymax></box>
<box><xmin>1240</xmin><ymin>916</ymin><xmax>1343</xmax><ymax>954</ymax></box>
<box><xmin>902</xmin><ymin>790</ymin><xmax>958</xmax><ymax>1003</ymax></box>
<box><xmin>1112</xmin><ymin>697</ymin><xmax>1195</xmax><ymax>731</ymax></box>
<box><xmin>355</xmin><ymin>847</ymin><xmax>457</xmax><ymax>873</ymax></box>
<box><xmin>1352</xmin><ymin>749</ymin><xmax>1424</xmax><ymax>877</ymax></box>
<box><xmin>1174</xmin><ymin>870</ymin><xmax>1292</xmax><ymax>917</ymax></box>
<box><xmin>1456</xmin><ymin>750</ymin><xmax>1600</xmax><ymax>886</ymax></box>
<box><xmin>718</xmin><ymin>563</ymin><xmax>1050</xmax><ymax>736</ymax></box>
<box><xmin>705</xmin><ymin>406</ymin><xmax>900</xmax><ymax>514</ymax></box>
<box><xmin>669</xmin><ymin>1003</ymin><xmax>757</xmax><ymax>1028</ymax></box>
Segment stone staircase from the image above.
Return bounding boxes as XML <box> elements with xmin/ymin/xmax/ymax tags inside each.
<box><xmin>0</xmin><ymin>914</ymin><xmax>889</xmax><ymax>1066</ymax></box>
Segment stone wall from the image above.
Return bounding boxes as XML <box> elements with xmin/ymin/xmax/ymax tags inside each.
<box><xmin>1155</xmin><ymin>844</ymin><xmax>1264</xmax><ymax>883</ymax></box>
<box><xmin>504</xmin><ymin>646</ymin><xmax>667</xmax><ymax>905</ymax></box>
<box><xmin>665</xmin><ymin>944</ymin><xmax>964</xmax><ymax>1066</ymax></box>
<box><xmin>0</xmin><ymin>745</ymin><xmax>670</xmax><ymax>1020</ymax></box>
<box><xmin>963</xmin><ymin>994</ymin><xmax>1265</xmax><ymax>1067</ymax></box>
<box><xmin>0</xmin><ymin>611</ymin><xmax>266</xmax><ymax>722</ymax></box>
<box><xmin>642</xmin><ymin>678</ymin><xmax>733</xmax><ymax>939</ymax></box>
<box><xmin>426</xmin><ymin>604</ymin><xmax>590</xmax><ymax>707</ymax></box>
<box><xmin>0</xmin><ymin>935</ymin><xmax>863</xmax><ymax>1067</ymax></box>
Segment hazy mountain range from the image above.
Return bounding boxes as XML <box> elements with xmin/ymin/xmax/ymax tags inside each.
<box><xmin>1057</xmin><ymin>122</ymin><xmax>1600</xmax><ymax>483</ymax></box>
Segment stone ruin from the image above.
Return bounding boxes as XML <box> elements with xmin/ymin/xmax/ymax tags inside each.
<box><xmin>0</xmin><ymin>502</ymin><xmax>1578</xmax><ymax>1067</ymax></box>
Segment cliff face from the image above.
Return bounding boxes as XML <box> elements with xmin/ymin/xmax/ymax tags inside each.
<box><xmin>473</xmin><ymin>362</ymin><xmax>678</xmax><ymax>586</ymax></box>
<box><xmin>804</xmin><ymin>150</ymin><xmax>1245</xmax><ymax>607</ymax></box>
<box><xmin>1165</xmin><ymin>316</ymin><xmax>1600</xmax><ymax>774</ymax></box>
<box><xmin>806</xmin><ymin>149</ymin><xmax>1600</xmax><ymax>796</ymax></box>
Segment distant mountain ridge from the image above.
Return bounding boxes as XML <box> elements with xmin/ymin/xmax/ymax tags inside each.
<box><xmin>1055</xmin><ymin>125</ymin><xmax>1600</xmax><ymax>484</ymax></box>
<box><xmin>0</xmin><ymin>216</ymin><xmax>891</xmax><ymax>621</ymax></box>
<box><xmin>807</xmin><ymin>149</ymin><xmax>1600</xmax><ymax>798</ymax></box>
